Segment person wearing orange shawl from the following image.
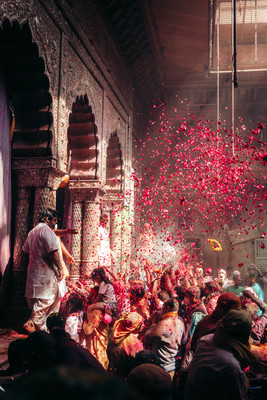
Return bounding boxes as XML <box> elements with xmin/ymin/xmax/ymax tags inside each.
<box><xmin>107</xmin><ymin>312</ymin><xmax>144</xmax><ymax>379</ymax></box>
<box><xmin>143</xmin><ymin>298</ymin><xmax>185</xmax><ymax>379</ymax></box>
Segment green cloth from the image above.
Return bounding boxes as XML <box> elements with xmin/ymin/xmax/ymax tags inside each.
<box><xmin>226</xmin><ymin>285</ymin><xmax>244</xmax><ymax>296</ymax></box>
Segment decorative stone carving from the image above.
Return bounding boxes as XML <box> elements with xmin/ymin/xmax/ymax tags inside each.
<box><xmin>0</xmin><ymin>0</ymin><xmax>31</xmax><ymax>26</ymax></box>
<box><xmin>57</xmin><ymin>34</ymin><xmax>69</xmax><ymax>172</ymax></box>
<box><xmin>27</xmin><ymin>1</ymin><xmax>60</xmax><ymax>96</ymax></box>
<box><xmin>65</xmin><ymin>44</ymin><xmax>104</xmax><ymax>124</ymax></box>
<box><xmin>103</xmin><ymin>99</ymin><xmax>127</xmax><ymax>153</ymax></box>
<box><xmin>12</xmin><ymin>157</ymin><xmax>57</xmax><ymax>170</ymax></box>
<box><xmin>102</xmin><ymin>99</ymin><xmax>128</xmax><ymax>189</ymax></box>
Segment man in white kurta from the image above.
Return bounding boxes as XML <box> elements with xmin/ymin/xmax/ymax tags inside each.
<box><xmin>98</xmin><ymin>223</ymin><xmax>112</xmax><ymax>268</ymax></box>
<box><xmin>98</xmin><ymin>214</ymin><xmax>118</xmax><ymax>272</ymax></box>
<box><xmin>23</xmin><ymin>208</ymin><xmax>65</xmax><ymax>331</ymax></box>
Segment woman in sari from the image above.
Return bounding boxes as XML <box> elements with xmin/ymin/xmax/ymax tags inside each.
<box><xmin>107</xmin><ymin>312</ymin><xmax>144</xmax><ymax>379</ymax></box>
<box><xmin>82</xmin><ymin>286</ymin><xmax>111</xmax><ymax>369</ymax></box>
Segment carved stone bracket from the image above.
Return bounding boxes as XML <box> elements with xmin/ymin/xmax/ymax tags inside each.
<box><xmin>12</xmin><ymin>157</ymin><xmax>65</xmax><ymax>189</ymax></box>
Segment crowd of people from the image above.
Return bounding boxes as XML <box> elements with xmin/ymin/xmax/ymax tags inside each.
<box><xmin>0</xmin><ymin>208</ymin><xmax>267</xmax><ymax>400</ymax></box>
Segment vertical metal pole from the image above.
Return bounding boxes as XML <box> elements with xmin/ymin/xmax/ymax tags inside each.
<box><xmin>216</xmin><ymin>4</ymin><xmax>220</xmax><ymax>133</ymax></box>
<box><xmin>232</xmin><ymin>0</ymin><xmax>238</xmax><ymax>156</ymax></box>
<box><xmin>255</xmin><ymin>0</ymin><xmax>258</xmax><ymax>63</ymax></box>
<box><xmin>233</xmin><ymin>0</ymin><xmax>238</xmax><ymax>89</ymax></box>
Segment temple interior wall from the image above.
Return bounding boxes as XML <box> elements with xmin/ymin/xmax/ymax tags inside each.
<box><xmin>0</xmin><ymin>0</ymin><xmax>139</xmax><ymax>319</ymax></box>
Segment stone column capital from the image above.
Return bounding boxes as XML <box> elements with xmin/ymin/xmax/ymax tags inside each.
<box><xmin>69</xmin><ymin>180</ymin><xmax>105</xmax><ymax>203</ymax></box>
<box><xmin>103</xmin><ymin>194</ymin><xmax>124</xmax><ymax>211</ymax></box>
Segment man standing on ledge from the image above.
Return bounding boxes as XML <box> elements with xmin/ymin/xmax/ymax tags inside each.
<box><xmin>23</xmin><ymin>208</ymin><xmax>64</xmax><ymax>332</ymax></box>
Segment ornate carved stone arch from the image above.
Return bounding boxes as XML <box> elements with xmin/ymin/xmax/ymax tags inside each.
<box><xmin>68</xmin><ymin>94</ymin><xmax>99</xmax><ymax>180</ymax></box>
<box><xmin>0</xmin><ymin>20</ymin><xmax>53</xmax><ymax>157</ymax></box>
<box><xmin>0</xmin><ymin>19</ymin><xmax>61</xmax><ymax>326</ymax></box>
<box><xmin>105</xmin><ymin>131</ymin><xmax>123</xmax><ymax>195</ymax></box>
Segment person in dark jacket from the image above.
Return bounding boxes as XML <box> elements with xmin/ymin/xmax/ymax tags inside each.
<box><xmin>46</xmin><ymin>312</ymin><xmax>106</xmax><ymax>374</ymax></box>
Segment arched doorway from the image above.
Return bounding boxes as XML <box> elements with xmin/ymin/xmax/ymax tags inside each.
<box><xmin>0</xmin><ymin>20</ymin><xmax>53</xmax><ymax>158</ymax></box>
<box><xmin>106</xmin><ymin>131</ymin><xmax>123</xmax><ymax>195</ymax></box>
<box><xmin>104</xmin><ymin>131</ymin><xmax>125</xmax><ymax>268</ymax></box>
<box><xmin>67</xmin><ymin>94</ymin><xmax>102</xmax><ymax>279</ymax></box>
<box><xmin>68</xmin><ymin>94</ymin><xmax>99</xmax><ymax>180</ymax></box>
<box><xmin>0</xmin><ymin>19</ymin><xmax>56</xmax><ymax>325</ymax></box>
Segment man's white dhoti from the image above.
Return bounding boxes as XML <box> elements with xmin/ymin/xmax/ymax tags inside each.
<box><xmin>23</xmin><ymin>222</ymin><xmax>66</xmax><ymax>330</ymax></box>
<box><xmin>26</xmin><ymin>291</ymin><xmax>61</xmax><ymax>331</ymax></box>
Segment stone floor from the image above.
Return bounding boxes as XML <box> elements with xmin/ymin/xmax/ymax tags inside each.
<box><xmin>0</xmin><ymin>330</ymin><xmax>27</xmax><ymax>370</ymax></box>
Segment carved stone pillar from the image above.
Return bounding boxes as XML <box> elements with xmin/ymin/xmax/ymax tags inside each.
<box><xmin>82</xmin><ymin>196</ymin><xmax>100</xmax><ymax>277</ymax></box>
<box><xmin>13</xmin><ymin>187</ymin><xmax>31</xmax><ymax>272</ymax></box>
<box><xmin>110</xmin><ymin>202</ymin><xmax>122</xmax><ymax>268</ymax></box>
<box><xmin>69</xmin><ymin>195</ymin><xmax>83</xmax><ymax>280</ymax></box>
<box><xmin>69</xmin><ymin>181</ymin><xmax>105</xmax><ymax>280</ymax></box>
<box><xmin>10</xmin><ymin>187</ymin><xmax>31</xmax><ymax>319</ymax></box>
<box><xmin>34</xmin><ymin>187</ymin><xmax>56</xmax><ymax>226</ymax></box>
<box><xmin>121</xmin><ymin>206</ymin><xmax>132</xmax><ymax>271</ymax></box>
